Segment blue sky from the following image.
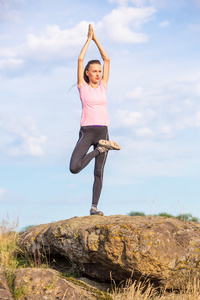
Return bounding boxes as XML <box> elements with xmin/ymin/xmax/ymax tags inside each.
<box><xmin>0</xmin><ymin>0</ymin><xmax>200</xmax><ymax>230</ymax></box>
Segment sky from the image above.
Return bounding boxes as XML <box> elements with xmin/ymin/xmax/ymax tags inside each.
<box><xmin>0</xmin><ymin>0</ymin><xmax>200</xmax><ymax>230</ymax></box>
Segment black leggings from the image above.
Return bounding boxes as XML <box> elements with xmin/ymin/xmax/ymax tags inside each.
<box><xmin>70</xmin><ymin>126</ymin><xmax>109</xmax><ymax>207</ymax></box>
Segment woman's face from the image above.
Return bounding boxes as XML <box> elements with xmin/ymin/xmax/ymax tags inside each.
<box><xmin>86</xmin><ymin>63</ymin><xmax>102</xmax><ymax>84</ymax></box>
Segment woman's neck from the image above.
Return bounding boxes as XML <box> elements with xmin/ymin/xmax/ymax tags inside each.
<box><xmin>89</xmin><ymin>82</ymin><xmax>98</xmax><ymax>88</ymax></box>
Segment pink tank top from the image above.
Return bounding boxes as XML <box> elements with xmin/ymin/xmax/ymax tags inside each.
<box><xmin>77</xmin><ymin>80</ymin><xmax>110</xmax><ymax>127</ymax></box>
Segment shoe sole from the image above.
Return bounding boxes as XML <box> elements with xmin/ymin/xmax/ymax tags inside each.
<box><xmin>98</xmin><ymin>140</ymin><xmax>121</xmax><ymax>150</ymax></box>
<box><xmin>90</xmin><ymin>212</ymin><xmax>104</xmax><ymax>216</ymax></box>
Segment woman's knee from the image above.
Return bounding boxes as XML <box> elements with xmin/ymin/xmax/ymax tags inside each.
<box><xmin>70</xmin><ymin>166</ymin><xmax>80</xmax><ymax>174</ymax></box>
<box><xmin>94</xmin><ymin>168</ymin><xmax>102</xmax><ymax>178</ymax></box>
<box><xmin>70</xmin><ymin>163</ymin><xmax>80</xmax><ymax>174</ymax></box>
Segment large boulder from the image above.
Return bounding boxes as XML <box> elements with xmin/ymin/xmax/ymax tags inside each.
<box><xmin>19</xmin><ymin>215</ymin><xmax>200</xmax><ymax>289</ymax></box>
<box><xmin>13</xmin><ymin>268</ymin><xmax>109</xmax><ymax>299</ymax></box>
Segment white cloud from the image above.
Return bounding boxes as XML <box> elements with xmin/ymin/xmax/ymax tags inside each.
<box><xmin>0</xmin><ymin>116</ymin><xmax>46</xmax><ymax>157</ymax></box>
<box><xmin>0</xmin><ymin>48</ymin><xmax>18</xmax><ymax>58</ymax></box>
<box><xmin>116</xmin><ymin>109</ymin><xmax>143</xmax><ymax>126</ymax></box>
<box><xmin>97</xmin><ymin>6</ymin><xmax>156</xmax><ymax>43</ymax></box>
<box><xmin>113</xmin><ymin>134</ymin><xmax>199</xmax><ymax>177</ymax></box>
<box><xmin>135</xmin><ymin>127</ymin><xmax>154</xmax><ymax>137</ymax></box>
<box><xmin>159</xmin><ymin>20</ymin><xmax>170</xmax><ymax>28</ymax></box>
<box><xmin>26</xmin><ymin>21</ymin><xmax>88</xmax><ymax>60</ymax></box>
<box><xmin>108</xmin><ymin>0</ymin><xmax>145</xmax><ymax>6</ymax></box>
<box><xmin>0</xmin><ymin>48</ymin><xmax>24</xmax><ymax>71</ymax></box>
<box><xmin>0</xmin><ymin>3</ymin><xmax>156</xmax><ymax>73</ymax></box>
<box><xmin>9</xmin><ymin>135</ymin><xmax>47</xmax><ymax>157</ymax></box>
<box><xmin>0</xmin><ymin>22</ymin><xmax>88</xmax><ymax>73</ymax></box>
<box><xmin>184</xmin><ymin>99</ymin><xmax>194</xmax><ymax>106</ymax></box>
<box><xmin>126</xmin><ymin>86</ymin><xmax>143</xmax><ymax>98</ymax></box>
<box><xmin>0</xmin><ymin>58</ymin><xmax>24</xmax><ymax>70</ymax></box>
<box><xmin>108</xmin><ymin>0</ymin><xmax>170</xmax><ymax>7</ymax></box>
<box><xmin>160</xmin><ymin>125</ymin><xmax>172</xmax><ymax>136</ymax></box>
<box><xmin>25</xmin><ymin>5</ymin><xmax>156</xmax><ymax>59</ymax></box>
<box><xmin>0</xmin><ymin>0</ymin><xmax>24</xmax><ymax>22</ymax></box>
<box><xmin>120</xmin><ymin>74</ymin><xmax>200</xmax><ymax>139</ymax></box>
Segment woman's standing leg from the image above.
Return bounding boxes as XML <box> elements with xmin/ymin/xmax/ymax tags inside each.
<box><xmin>90</xmin><ymin>127</ymin><xmax>109</xmax><ymax>215</ymax></box>
<box><xmin>92</xmin><ymin>151</ymin><xmax>108</xmax><ymax>208</ymax></box>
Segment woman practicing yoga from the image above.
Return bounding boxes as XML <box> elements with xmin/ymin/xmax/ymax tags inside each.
<box><xmin>70</xmin><ymin>24</ymin><xmax>120</xmax><ymax>216</ymax></box>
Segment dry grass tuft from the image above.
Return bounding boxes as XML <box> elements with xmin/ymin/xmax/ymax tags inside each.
<box><xmin>0</xmin><ymin>219</ymin><xmax>20</xmax><ymax>293</ymax></box>
<box><xmin>0</xmin><ymin>219</ymin><xmax>19</xmax><ymax>271</ymax></box>
<box><xmin>111</xmin><ymin>277</ymin><xmax>200</xmax><ymax>299</ymax></box>
<box><xmin>111</xmin><ymin>278</ymin><xmax>158</xmax><ymax>299</ymax></box>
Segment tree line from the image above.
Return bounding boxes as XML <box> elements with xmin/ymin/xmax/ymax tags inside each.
<box><xmin>127</xmin><ymin>211</ymin><xmax>199</xmax><ymax>223</ymax></box>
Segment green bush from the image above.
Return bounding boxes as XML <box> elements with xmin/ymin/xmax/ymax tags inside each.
<box><xmin>127</xmin><ymin>211</ymin><xmax>199</xmax><ymax>223</ymax></box>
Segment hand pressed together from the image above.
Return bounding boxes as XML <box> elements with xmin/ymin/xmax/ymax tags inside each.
<box><xmin>87</xmin><ymin>24</ymin><xmax>94</xmax><ymax>40</ymax></box>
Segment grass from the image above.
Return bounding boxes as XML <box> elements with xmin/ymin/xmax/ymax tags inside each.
<box><xmin>110</xmin><ymin>277</ymin><xmax>200</xmax><ymax>299</ymax></box>
<box><xmin>0</xmin><ymin>219</ymin><xmax>19</xmax><ymax>270</ymax></box>
<box><xmin>0</xmin><ymin>219</ymin><xmax>19</xmax><ymax>293</ymax></box>
<box><xmin>1</xmin><ymin>219</ymin><xmax>200</xmax><ymax>299</ymax></box>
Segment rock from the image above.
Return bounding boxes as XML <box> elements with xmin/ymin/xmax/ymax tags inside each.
<box><xmin>19</xmin><ymin>215</ymin><xmax>200</xmax><ymax>290</ymax></box>
<box><xmin>0</xmin><ymin>270</ymin><xmax>14</xmax><ymax>300</ymax></box>
<box><xmin>0</xmin><ymin>289</ymin><xmax>13</xmax><ymax>300</ymax></box>
<box><xmin>78</xmin><ymin>277</ymin><xmax>111</xmax><ymax>293</ymax></box>
<box><xmin>13</xmin><ymin>268</ymin><xmax>110</xmax><ymax>299</ymax></box>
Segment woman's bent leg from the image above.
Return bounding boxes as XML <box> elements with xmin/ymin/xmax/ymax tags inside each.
<box><xmin>70</xmin><ymin>128</ymin><xmax>99</xmax><ymax>174</ymax></box>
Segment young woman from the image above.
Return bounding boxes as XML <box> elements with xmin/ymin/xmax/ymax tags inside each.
<box><xmin>70</xmin><ymin>24</ymin><xmax>120</xmax><ymax>216</ymax></box>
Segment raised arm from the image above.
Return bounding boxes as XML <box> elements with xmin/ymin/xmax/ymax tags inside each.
<box><xmin>77</xmin><ymin>24</ymin><xmax>93</xmax><ymax>87</ymax></box>
<box><xmin>92</xmin><ymin>29</ymin><xmax>110</xmax><ymax>87</ymax></box>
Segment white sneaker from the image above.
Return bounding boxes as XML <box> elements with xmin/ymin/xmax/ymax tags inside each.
<box><xmin>90</xmin><ymin>207</ymin><xmax>104</xmax><ymax>216</ymax></box>
<box><xmin>98</xmin><ymin>139</ymin><xmax>121</xmax><ymax>150</ymax></box>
